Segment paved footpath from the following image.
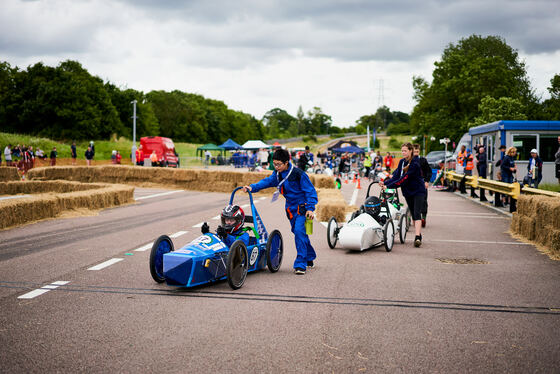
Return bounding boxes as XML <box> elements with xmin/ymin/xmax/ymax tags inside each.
<box><xmin>0</xmin><ymin>182</ymin><xmax>558</xmax><ymax>373</ymax></box>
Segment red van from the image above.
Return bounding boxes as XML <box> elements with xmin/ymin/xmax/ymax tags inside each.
<box><xmin>140</xmin><ymin>136</ymin><xmax>179</xmax><ymax>167</ymax></box>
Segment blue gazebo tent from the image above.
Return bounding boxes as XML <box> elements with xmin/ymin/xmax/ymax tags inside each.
<box><xmin>331</xmin><ymin>145</ymin><xmax>365</xmax><ymax>154</ymax></box>
<box><xmin>219</xmin><ymin>139</ymin><xmax>243</xmax><ymax>150</ymax></box>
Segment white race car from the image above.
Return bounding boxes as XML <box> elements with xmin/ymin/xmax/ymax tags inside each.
<box><xmin>327</xmin><ymin>183</ymin><xmax>411</xmax><ymax>252</ymax></box>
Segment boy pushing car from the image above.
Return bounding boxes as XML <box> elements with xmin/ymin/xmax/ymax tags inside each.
<box><xmin>243</xmin><ymin>148</ymin><xmax>317</xmax><ymax>275</ymax></box>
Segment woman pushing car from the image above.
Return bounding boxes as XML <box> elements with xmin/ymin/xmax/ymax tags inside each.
<box><xmin>243</xmin><ymin>148</ymin><xmax>318</xmax><ymax>275</ymax></box>
<box><xmin>379</xmin><ymin>142</ymin><xmax>426</xmax><ymax>247</ymax></box>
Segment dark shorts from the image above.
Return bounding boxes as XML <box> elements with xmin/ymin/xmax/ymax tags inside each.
<box><xmin>404</xmin><ymin>194</ymin><xmax>426</xmax><ymax>221</ymax></box>
<box><xmin>556</xmin><ymin>163</ymin><xmax>560</xmax><ymax>179</ymax></box>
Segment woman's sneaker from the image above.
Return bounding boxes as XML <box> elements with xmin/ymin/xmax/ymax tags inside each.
<box><xmin>294</xmin><ymin>268</ymin><xmax>306</xmax><ymax>275</ymax></box>
<box><xmin>307</xmin><ymin>261</ymin><xmax>315</xmax><ymax>268</ymax></box>
<box><xmin>414</xmin><ymin>235</ymin><xmax>422</xmax><ymax>247</ymax></box>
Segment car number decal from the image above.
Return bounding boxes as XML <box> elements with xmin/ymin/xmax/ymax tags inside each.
<box><xmin>249</xmin><ymin>247</ymin><xmax>259</xmax><ymax>266</ymax></box>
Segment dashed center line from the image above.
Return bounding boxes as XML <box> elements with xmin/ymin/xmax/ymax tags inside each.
<box><xmin>18</xmin><ymin>281</ymin><xmax>70</xmax><ymax>299</ymax></box>
<box><xmin>134</xmin><ymin>243</ymin><xmax>153</xmax><ymax>252</ymax></box>
<box><xmin>169</xmin><ymin>231</ymin><xmax>188</xmax><ymax>238</ymax></box>
<box><xmin>135</xmin><ymin>190</ymin><xmax>183</xmax><ymax>200</ymax></box>
<box><xmin>88</xmin><ymin>258</ymin><xmax>123</xmax><ymax>271</ymax></box>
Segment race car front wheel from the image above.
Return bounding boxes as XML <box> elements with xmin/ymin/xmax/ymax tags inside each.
<box><xmin>226</xmin><ymin>240</ymin><xmax>249</xmax><ymax>290</ymax></box>
<box><xmin>149</xmin><ymin>235</ymin><xmax>174</xmax><ymax>283</ymax></box>
<box><xmin>398</xmin><ymin>213</ymin><xmax>408</xmax><ymax>244</ymax></box>
<box><xmin>383</xmin><ymin>220</ymin><xmax>395</xmax><ymax>252</ymax></box>
<box><xmin>266</xmin><ymin>230</ymin><xmax>283</xmax><ymax>273</ymax></box>
<box><xmin>327</xmin><ymin>217</ymin><xmax>338</xmax><ymax>249</ymax></box>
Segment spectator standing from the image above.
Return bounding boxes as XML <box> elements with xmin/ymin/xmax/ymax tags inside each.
<box><xmin>500</xmin><ymin>147</ymin><xmax>517</xmax><ymax>184</ymax></box>
<box><xmin>413</xmin><ymin>144</ymin><xmax>431</xmax><ymax>227</ymax></box>
<box><xmin>71</xmin><ymin>141</ymin><xmax>77</xmax><ymax>165</ymax></box>
<box><xmin>89</xmin><ymin>141</ymin><xmax>95</xmax><ymax>159</ymax></box>
<box><xmin>85</xmin><ymin>146</ymin><xmax>94</xmax><ymax>166</ymax></box>
<box><xmin>526</xmin><ymin>149</ymin><xmax>543</xmax><ymax>188</ymax></box>
<box><xmin>384</xmin><ymin>152</ymin><xmax>393</xmax><ymax>172</ymax></box>
<box><xmin>111</xmin><ymin>150</ymin><xmax>117</xmax><ymax>164</ymax></box>
<box><xmin>476</xmin><ymin>146</ymin><xmax>489</xmax><ymax>201</ymax></box>
<box><xmin>364</xmin><ymin>152</ymin><xmax>373</xmax><ymax>178</ymax></box>
<box><xmin>50</xmin><ymin>147</ymin><xmax>57</xmax><ymax>166</ymax></box>
<box><xmin>555</xmin><ymin>136</ymin><xmax>560</xmax><ymax>184</ymax></box>
<box><xmin>116</xmin><ymin>151</ymin><xmax>122</xmax><ymax>165</ymax></box>
<box><xmin>380</xmin><ymin>143</ymin><xmax>426</xmax><ymax>247</ymax></box>
<box><xmin>136</xmin><ymin>145</ymin><xmax>144</xmax><ymax>166</ymax></box>
<box><xmin>204</xmin><ymin>150</ymin><xmax>211</xmax><ymax>168</ymax></box>
<box><xmin>150</xmin><ymin>150</ymin><xmax>158</xmax><ymax>166</ymax></box>
<box><xmin>243</xmin><ymin>148</ymin><xmax>318</xmax><ymax>275</ymax></box>
<box><xmin>297</xmin><ymin>146</ymin><xmax>313</xmax><ymax>171</ymax></box>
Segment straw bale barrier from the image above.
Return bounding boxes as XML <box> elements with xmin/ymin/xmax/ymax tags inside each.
<box><xmin>0</xmin><ymin>167</ymin><xmax>19</xmax><ymax>182</ymax></box>
<box><xmin>0</xmin><ymin>181</ymin><xmax>134</xmax><ymax>230</ymax></box>
<box><xmin>511</xmin><ymin>195</ymin><xmax>560</xmax><ymax>257</ymax></box>
<box><xmin>315</xmin><ymin>188</ymin><xmax>354</xmax><ymax>222</ymax></box>
<box><xmin>27</xmin><ymin>166</ymin><xmax>337</xmax><ymax>192</ymax></box>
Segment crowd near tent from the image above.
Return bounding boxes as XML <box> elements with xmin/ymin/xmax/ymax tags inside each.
<box><xmin>242</xmin><ymin>140</ymin><xmax>271</xmax><ymax>150</ymax></box>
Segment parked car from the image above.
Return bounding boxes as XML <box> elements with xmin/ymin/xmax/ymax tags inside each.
<box><xmin>140</xmin><ymin>136</ymin><xmax>179</xmax><ymax>167</ymax></box>
<box><xmin>425</xmin><ymin>150</ymin><xmax>454</xmax><ymax>169</ymax></box>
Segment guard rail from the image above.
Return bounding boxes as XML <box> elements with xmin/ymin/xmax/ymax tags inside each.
<box><xmin>444</xmin><ymin>171</ymin><xmax>560</xmax><ymax>212</ymax></box>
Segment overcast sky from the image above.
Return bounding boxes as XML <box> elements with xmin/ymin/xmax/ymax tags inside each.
<box><xmin>1</xmin><ymin>0</ymin><xmax>559</xmax><ymax>127</ymax></box>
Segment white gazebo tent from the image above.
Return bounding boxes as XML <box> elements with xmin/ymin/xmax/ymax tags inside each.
<box><xmin>241</xmin><ymin>140</ymin><xmax>271</xmax><ymax>150</ymax></box>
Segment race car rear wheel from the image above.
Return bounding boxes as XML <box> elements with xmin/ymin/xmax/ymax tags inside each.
<box><xmin>149</xmin><ymin>235</ymin><xmax>174</xmax><ymax>283</ymax></box>
<box><xmin>383</xmin><ymin>220</ymin><xmax>395</xmax><ymax>252</ymax></box>
<box><xmin>327</xmin><ymin>217</ymin><xmax>338</xmax><ymax>249</ymax></box>
<box><xmin>226</xmin><ymin>240</ymin><xmax>249</xmax><ymax>290</ymax></box>
<box><xmin>266</xmin><ymin>230</ymin><xmax>283</xmax><ymax>273</ymax></box>
<box><xmin>398</xmin><ymin>214</ymin><xmax>408</xmax><ymax>244</ymax></box>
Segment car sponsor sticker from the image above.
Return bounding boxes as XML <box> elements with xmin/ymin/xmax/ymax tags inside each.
<box><xmin>192</xmin><ymin>235</ymin><xmax>213</xmax><ymax>245</ymax></box>
<box><xmin>249</xmin><ymin>247</ymin><xmax>259</xmax><ymax>266</ymax></box>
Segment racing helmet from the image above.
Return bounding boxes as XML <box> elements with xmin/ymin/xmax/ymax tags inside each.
<box><xmin>220</xmin><ymin>205</ymin><xmax>245</xmax><ymax>234</ymax></box>
<box><xmin>364</xmin><ymin>196</ymin><xmax>382</xmax><ymax>217</ymax></box>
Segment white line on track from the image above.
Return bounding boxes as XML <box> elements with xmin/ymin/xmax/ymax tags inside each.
<box><xmin>258</xmin><ymin>197</ymin><xmax>267</xmax><ymax>201</ymax></box>
<box><xmin>0</xmin><ymin>195</ymin><xmax>31</xmax><ymax>201</ymax></box>
<box><xmin>169</xmin><ymin>230</ymin><xmax>188</xmax><ymax>238</ymax></box>
<box><xmin>430</xmin><ymin>211</ymin><xmax>498</xmax><ymax>216</ymax></box>
<box><xmin>88</xmin><ymin>258</ymin><xmax>123</xmax><ymax>271</ymax></box>
<box><xmin>429</xmin><ymin>214</ymin><xmax>507</xmax><ymax>219</ymax></box>
<box><xmin>212</xmin><ymin>215</ymin><xmax>221</xmax><ymax>220</ymax></box>
<box><xmin>349</xmin><ymin>186</ymin><xmax>359</xmax><ymax>207</ymax></box>
<box><xmin>134</xmin><ymin>242</ymin><xmax>153</xmax><ymax>252</ymax></box>
<box><xmin>135</xmin><ymin>190</ymin><xmax>183</xmax><ymax>200</ymax></box>
<box><xmin>18</xmin><ymin>281</ymin><xmax>70</xmax><ymax>299</ymax></box>
<box><xmin>320</xmin><ymin>222</ymin><xmax>328</xmax><ymax>228</ymax></box>
<box><xmin>429</xmin><ymin>239</ymin><xmax>531</xmax><ymax>245</ymax></box>
<box><xmin>192</xmin><ymin>222</ymin><xmax>204</xmax><ymax>228</ymax></box>
<box><xmin>241</xmin><ymin>204</ymin><xmax>250</xmax><ymax>209</ymax></box>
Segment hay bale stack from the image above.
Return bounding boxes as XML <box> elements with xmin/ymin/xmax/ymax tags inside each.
<box><xmin>27</xmin><ymin>165</ymin><xmax>332</xmax><ymax>193</ymax></box>
<box><xmin>315</xmin><ymin>188</ymin><xmax>352</xmax><ymax>222</ymax></box>
<box><xmin>511</xmin><ymin>194</ymin><xmax>560</xmax><ymax>256</ymax></box>
<box><xmin>0</xmin><ymin>182</ymin><xmax>134</xmax><ymax>230</ymax></box>
<box><xmin>0</xmin><ymin>167</ymin><xmax>20</xmax><ymax>181</ymax></box>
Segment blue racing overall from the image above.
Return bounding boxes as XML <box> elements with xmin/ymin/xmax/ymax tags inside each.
<box><xmin>249</xmin><ymin>163</ymin><xmax>318</xmax><ymax>269</ymax></box>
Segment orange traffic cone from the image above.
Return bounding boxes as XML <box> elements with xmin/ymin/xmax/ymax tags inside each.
<box><xmin>344</xmin><ymin>174</ymin><xmax>348</xmax><ymax>184</ymax></box>
<box><xmin>357</xmin><ymin>177</ymin><xmax>361</xmax><ymax>189</ymax></box>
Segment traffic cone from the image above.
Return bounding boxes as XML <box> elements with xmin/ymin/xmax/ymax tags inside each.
<box><xmin>344</xmin><ymin>174</ymin><xmax>348</xmax><ymax>184</ymax></box>
<box><xmin>357</xmin><ymin>177</ymin><xmax>361</xmax><ymax>189</ymax></box>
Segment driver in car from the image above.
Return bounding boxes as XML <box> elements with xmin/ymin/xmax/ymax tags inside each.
<box><xmin>201</xmin><ymin>205</ymin><xmax>250</xmax><ymax>247</ymax></box>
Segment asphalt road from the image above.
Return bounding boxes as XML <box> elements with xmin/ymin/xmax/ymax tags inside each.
<box><xmin>1</xmin><ymin>181</ymin><xmax>559</xmax><ymax>373</ymax></box>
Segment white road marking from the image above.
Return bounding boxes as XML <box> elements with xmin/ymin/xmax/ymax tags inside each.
<box><xmin>430</xmin><ymin>211</ymin><xmax>497</xmax><ymax>216</ymax></box>
<box><xmin>429</xmin><ymin>239</ymin><xmax>531</xmax><ymax>245</ymax></box>
<box><xmin>241</xmin><ymin>204</ymin><xmax>250</xmax><ymax>209</ymax></box>
<box><xmin>169</xmin><ymin>230</ymin><xmax>188</xmax><ymax>238</ymax></box>
<box><xmin>88</xmin><ymin>258</ymin><xmax>124</xmax><ymax>271</ymax></box>
<box><xmin>193</xmin><ymin>222</ymin><xmax>204</xmax><ymax>228</ymax></box>
<box><xmin>258</xmin><ymin>197</ymin><xmax>267</xmax><ymax>201</ymax></box>
<box><xmin>134</xmin><ymin>242</ymin><xmax>154</xmax><ymax>252</ymax></box>
<box><xmin>320</xmin><ymin>222</ymin><xmax>328</xmax><ymax>228</ymax></box>
<box><xmin>212</xmin><ymin>215</ymin><xmax>221</xmax><ymax>220</ymax></box>
<box><xmin>0</xmin><ymin>195</ymin><xmax>31</xmax><ymax>201</ymax></box>
<box><xmin>349</xmin><ymin>187</ymin><xmax>359</xmax><ymax>207</ymax></box>
<box><xmin>135</xmin><ymin>190</ymin><xmax>183</xmax><ymax>200</ymax></box>
<box><xmin>429</xmin><ymin>214</ymin><xmax>507</xmax><ymax>219</ymax></box>
<box><xmin>18</xmin><ymin>281</ymin><xmax>70</xmax><ymax>299</ymax></box>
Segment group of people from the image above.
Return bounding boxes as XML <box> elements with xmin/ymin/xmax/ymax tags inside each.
<box><xmin>1</xmin><ymin>141</ymin><xmax>97</xmax><ymax>169</ymax></box>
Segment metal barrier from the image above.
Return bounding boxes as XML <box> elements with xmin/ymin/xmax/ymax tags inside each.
<box><xmin>444</xmin><ymin>171</ymin><xmax>560</xmax><ymax>212</ymax></box>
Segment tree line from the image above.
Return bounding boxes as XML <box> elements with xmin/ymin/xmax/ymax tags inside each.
<box><xmin>410</xmin><ymin>34</ymin><xmax>560</xmax><ymax>147</ymax></box>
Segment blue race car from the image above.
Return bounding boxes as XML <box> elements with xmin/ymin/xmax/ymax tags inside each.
<box><xmin>149</xmin><ymin>187</ymin><xmax>284</xmax><ymax>290</ymax></box>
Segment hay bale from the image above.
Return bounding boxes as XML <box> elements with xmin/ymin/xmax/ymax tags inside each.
<box><xmin>0</xmin><ymin>167</ymin><xmax>20</xmax><ymax>181</ymax></box>
<box><xmin>550</xmin><ymin>229</ymin><xmax>560</xmax><ymax>255</ymax></box>
<box><xmin>510</xmin><ymin>213</ymin><xmax>521</xmax><ymax>234</ymax></box>
<box><xmin>316</xmin><ymin>203</ymin><xmax>347</xmax><ymax>222</ymax></box>
<box><xmin>517</xmin><ymin>215</ymin><xmax>536</xmax><ymax>241</ymax></box>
